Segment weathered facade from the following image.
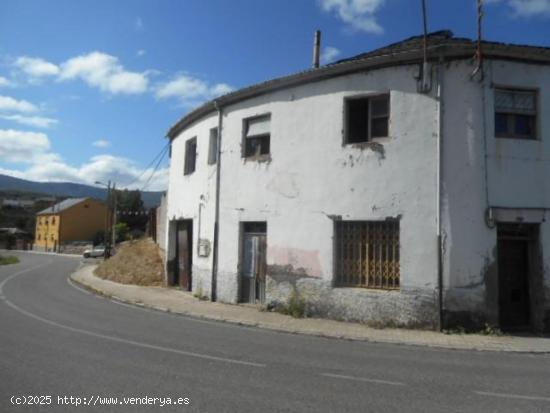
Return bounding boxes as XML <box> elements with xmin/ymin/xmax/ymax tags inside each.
<box><xmin>164</xmin><ymin>31</ymin><xmax>550</xmax><ymax>332</ymax></box>
<box><xmin>34</xmin><ymin>198</ymin><xmax>107</xmax><ymax>252</ymax></box>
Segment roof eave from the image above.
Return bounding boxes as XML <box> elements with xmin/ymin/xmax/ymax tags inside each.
<box><xmin>166</xmin><ymin>42</ymin><xmax>550</xmax><ymax>139</ymax></box>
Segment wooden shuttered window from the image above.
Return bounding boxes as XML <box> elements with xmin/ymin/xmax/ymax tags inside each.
<box><xmin>335</xmin><ymin>220</ymin><xmax>400</xmax><ymax>290</ymax></box>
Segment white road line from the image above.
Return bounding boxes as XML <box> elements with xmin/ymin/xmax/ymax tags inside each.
<box><xmin>1</xmin><ymin>263</ymin><xmax>265</xmax><ymax>369</ymax></box>
<box><xmin>321</xmin><ymin>372</ymin><xmax>405</xmax><ymax>386</ymax></box>
<box><xmin>0</xmin><ymin>261</ymin><xmax>53</xmax><ymax>291</ymax></box>
<box><xmin>67</xmin><ymin>278</ymin><xmax>95</xmax><ymax>296</ymax></box>
<box><xmin>474</xmin><ymin>391</ymin><xmax>550</xmax><ymax>402</ymax></box>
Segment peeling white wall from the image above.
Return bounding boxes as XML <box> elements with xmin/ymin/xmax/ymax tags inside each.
<box><xmin>441</xmin><ymin>59</ymin><xmax>550</xmax><ymax>329</ymax></box>
<box><xmin>168</xmin><ymin>64</ymin><xmax>440</xmax><ymax>326</ymax></box>
<box><xmin>166</xmin><ymin>113</ymin><xmax>218</xmax><ymax>297</ymax></box>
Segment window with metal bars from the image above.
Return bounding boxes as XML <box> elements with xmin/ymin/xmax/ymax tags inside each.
<box><xmin>334</xmin><ymin>220</ymin><xmax>400</xmax><ymax>289</ymax></box>
<box><xmin>494</xmin><ymin>88</ymin><xmax>537</xmax><ymax>140</ymax></box>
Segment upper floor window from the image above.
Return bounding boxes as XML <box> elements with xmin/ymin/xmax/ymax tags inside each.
<box><xmin>208</xmin><ymin>127</ymin><xmax>218</xmax><ymax>165</ymax></box>
<box><xmin>184</xmin><ymin>137</ymin><xmax>197</xmax><ymax>175</ymax></box>
<box><xmin>345</xmin><ymin>94</ymin><xmax>389</xmax><ymax>144</ymax></box>
<box><xmin>243</xmin><ymin>114</ymin><xmax>270</xmax><ymax>159</ymax></box>
<box><xmin>51</xmin><ymin>217</ymin><xmax>55</xmax><ymax>225</ymax></box>
<box><xmin>495</xmin><ymin>88</ymin><xmax>537</xmax><ymax>140</ymax></box>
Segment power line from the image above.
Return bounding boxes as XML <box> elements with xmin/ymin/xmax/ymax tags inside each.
<box><xmin>124</xmin><ymin>142</ymin><xmax>170</xmax><ymax>189</ymax></box>
<box><xmin>140</xmin><ymin>144</ymin><xmax>170</xmax><ymax>192</ymax></box>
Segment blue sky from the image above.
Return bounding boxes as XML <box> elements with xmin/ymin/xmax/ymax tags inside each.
<box><xmin>0</xmin><ymin>0</ymin><xmax>549</xmax><ymax>191</ymax></box>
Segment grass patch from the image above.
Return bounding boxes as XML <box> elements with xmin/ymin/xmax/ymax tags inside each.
<box><xmin>442</xmin><ymin>323</ymin><xmax>504</xmax><ymax>336</ymax></box>
<box><xmin>0</xmin><ymin>255</ymin><xmax>19</xmax><ymax>265</ymax></box>
<box><xmin>94</xmin><ymin>238</ymin><xmax>164</xmax><ymax>286</ymax></box>
<box><xmin>273</xmin><ymin>288</ymin><xmax>307</xmax><ymax>318</ymax></box>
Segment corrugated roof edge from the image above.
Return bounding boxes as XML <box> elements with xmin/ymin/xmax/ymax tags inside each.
<box><xmin>166</xmin><ymin>31</ymin><xmax>550</xmax><ymax>139</ymax></box>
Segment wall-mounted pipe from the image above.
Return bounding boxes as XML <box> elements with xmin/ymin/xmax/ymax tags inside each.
<box><xmin>436</xmin><ymin>56</ymin><xmax>444</xmax><ymax>330</ymax></box>
<box><xmin>211</xmin><ymin>101</ymin><xmax>223</xmax><ymax>301</ymax></box>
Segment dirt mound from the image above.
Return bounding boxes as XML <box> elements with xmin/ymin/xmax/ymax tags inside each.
<box><xmin>95</xmin><ymin>239</ymin><xmax>164</xmax><ymax>286</ymax></box>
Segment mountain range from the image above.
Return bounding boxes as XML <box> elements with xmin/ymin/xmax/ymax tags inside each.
<box><xmin>0</xmin><ymin>174</ymin><xmax>164</xmax><ymax>208</ymax></box>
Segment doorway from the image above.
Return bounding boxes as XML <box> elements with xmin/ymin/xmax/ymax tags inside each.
<box><xmin>497</xmin><ymin>224</ymin><xmax>537</xmax><ymax>330</ymax></box>
<box><xmin>240</xmin><ymin>222</ymin><xmax>267</xmax><ymax>303</ymax></box>
<box><xmin>175</xmin><ymin>219</ymin><xmax>193</xmax><ymax>291</ymax></box>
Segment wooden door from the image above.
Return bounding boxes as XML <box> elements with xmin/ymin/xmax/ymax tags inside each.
<box><xmin>176</xmin><ymin>220</ymin><xmax>192</xmax><ymax>291</ymax></box>
<box><xmin>240</xmin><ymin>225</ymin><xmax>267</xmax><ymax>303</ymax></box>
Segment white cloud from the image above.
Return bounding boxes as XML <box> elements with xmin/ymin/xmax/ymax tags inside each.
<box><xmin>92</xmin><ymin>139</ymin><xmax>111</xmax><ymax>148</ymax></box>
<box><xmin>0</xmin><ymin>95</ymin><xmax>38</xmax><ymax>113</ymax></box>
<box><xmin>318</xmin><ymin>0</ymin><xmax>385</xmax><ymax>33</ymax></box>
<box><xmin>488</xmin><ymin>0</ymin><xmax>550</xmax><ymax>17</ymax></box>
<box><xmin>14</xmin><ymin>52</ymin><xmax>149</xmax><ymax>95</ymax></box>
<box><xmin>0</xmin><ymin>131</ymin><xmax>168</xmax><ymax>190</ymax></box>
<box><xmin>59</xmin><ymin>51</ymin><xmax>149</xmax><ymax>94</ymax></box>
<box><xmin>155</xmin><ymin>74</ymin><xmax>234</xmax><ymax>106</ymax></box>
<box><xmin>15</xmin><ymin>56</ymin><xmax>60</xmax><ymax>77</ymax></box>
<box><xmin>0</xmin><ymin>129</ymin><xmax>50</xmax><ymax>163</ymax></box>
<box><xmin>0</xmin><ymin>76</ymin><xmax>13</xmax><ymax>87</ymax></box>
<box><xmin>320</xmin><ymin>46</ymin><xmax>342</xmax><ymax>64</ymax></box>
<box><xmin>0</xmin><ymin>114</ymin><xmax>58</xmax><ymax>129</ymax></box>
<box><xmin>134</xmin><ymin>17</ymin><xmax>144</xmax><ymax>31</ymax></box>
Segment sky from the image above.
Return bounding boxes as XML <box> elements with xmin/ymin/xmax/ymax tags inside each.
<box><xmin>0</xmin><ymin>0</ymin><xmax>549</xmax><ymax>191</ymax></box>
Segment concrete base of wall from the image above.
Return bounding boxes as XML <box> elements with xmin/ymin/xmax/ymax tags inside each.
<box><xmin>191</xmin><ymin>266</ymin><xmax>212</xmax><ymax>299</ymax></box>
<box><xmin>265</xmin><ymin>275</ymin><xmax>439</xmax><ymax>329</ymax></box>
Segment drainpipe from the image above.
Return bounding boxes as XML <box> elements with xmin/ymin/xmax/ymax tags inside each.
<box><xmin>436</xmin><ymin>57</ymin><xmax>444</xmax><ymax>330</ymax></box>
<box><xmin>211</xmin><ymin>100</ymin><xmax>223</xmax><ymax>301</ymax></box>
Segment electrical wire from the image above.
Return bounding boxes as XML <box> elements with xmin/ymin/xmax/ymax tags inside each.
<box><xmin>123</xmin><ymin>142</ymin><xmax>170</xmax><ymax>189</ymax></box>
<box><xmin>140</xmin><ymin>144</ymin><xmax>169</xmax><ymax>192</ymax></box>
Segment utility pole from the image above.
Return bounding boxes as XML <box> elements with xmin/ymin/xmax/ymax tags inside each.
<box><xmin>111</xmin><ymin>183</ymin><xmax>117</xmax><ymax>249</ymax></box>
<box><xmin>105</xmin><ymin>181</ymin><xmax>111</xmax><ymax>259</ymax></box>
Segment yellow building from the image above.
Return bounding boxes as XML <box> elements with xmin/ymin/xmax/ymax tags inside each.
<box><xmin>34</xmin><ymin>198</ymin><xmax>107</xmax><ymax>251</ymax></box>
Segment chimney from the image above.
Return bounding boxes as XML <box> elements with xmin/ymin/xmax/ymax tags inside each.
<box><xmin>312</xmin><ymin>30</ymin><xmax>321</xmax><ymax>68</ymax></box>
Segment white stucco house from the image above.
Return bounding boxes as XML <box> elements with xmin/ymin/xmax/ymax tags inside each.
<box><xmin>163</xmin><ymin>31</ymin><xmax>550</xmax><ymax>333</ymax></box>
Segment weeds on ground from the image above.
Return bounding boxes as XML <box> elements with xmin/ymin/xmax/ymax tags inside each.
<box><xmin>443</xmin><ymin>323</ymin><xmax>503</xmax><ymax>336</ymax></box>
<box><xmin>274</xmin><ymin>289</ymin><xmax>307</xmax><ymax>318</ymax></box>
<box><xmin>0</xmin><ymin>255</ymin><xmax>19</xmax><ymax>265</ymax></box>
<box><xmin>193</xmin><ymin>286</ymin><xmax>209</xmax><ymax>301</ymax></box>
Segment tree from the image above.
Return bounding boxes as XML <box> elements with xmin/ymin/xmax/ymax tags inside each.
<box><xmin>114</xmin><ymin>189</ymin><xmax>148</xmax><ymax>233</ymax></box>
<box><xmin>114</xmin><ymin>222</ymin><xmax>130</xmax><ymax>242</ymax></box>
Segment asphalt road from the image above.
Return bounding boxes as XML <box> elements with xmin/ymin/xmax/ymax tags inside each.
<box><xmin>1</xmin><ymin>252</ymin><xmax>550</xmax><ymax>413</ymax></box>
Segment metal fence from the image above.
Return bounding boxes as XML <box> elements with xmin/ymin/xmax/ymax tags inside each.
<box><xmin>335</xmin><ymin>220</ymin><xmax>400</xmax><ymax>289</ymax></box>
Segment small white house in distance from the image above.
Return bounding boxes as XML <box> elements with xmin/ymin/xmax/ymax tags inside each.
<box><xmin>164</xmin><ymin>31</ymin><xmax>550</xmax><ymax>333</ymax></box>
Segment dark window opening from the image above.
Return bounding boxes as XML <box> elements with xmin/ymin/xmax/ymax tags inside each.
<box><xmin>345</xmin><ymin>95</ymin><xmax>389</xmax><ymax>144</ymax></box>
<box><xmin>243</xmin><ymin>221</ymin><xmax>267</xmax><ymax>233</ymax></box>
<box><xmin>243</xmin><ymin>115</ymin><xmax>270</xmax><ymax>159</ymax></box>
<box><xmin>495</xmin><ymin>88</ymin><xmax>537</xmax><ymax>140</ymax></box>
<box><xmin>184</xmin><ymin>137</ymin><xmax>197</xmax><ymax>175</ymax></box>
<box><xmin>244</xmin><ymin>135</ymin><xmax>270</xmax><ymax>157</ymax></box>
<box><xmin>208</xmin><ymin>127</ymin><xmax>218</xmax><ymax>165</ymax></box>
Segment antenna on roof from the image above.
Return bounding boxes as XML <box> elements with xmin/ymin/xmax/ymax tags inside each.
<box><xmin>418</xmin><ymin>0</ymin><xmax>432</xmax><ymax>93</ymax></box>
<box><xmin>471</xmin><ymin>0</ymin><xmax>484</xmax><ymax>80</ymax></box>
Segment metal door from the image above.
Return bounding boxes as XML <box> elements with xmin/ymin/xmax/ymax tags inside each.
<box><xmin>241</xmin><ymin>233</ymin><xmax>266</xmax><ymax>303</ymax></box>
<box><xmin>498</xmin><ymin>237</ymin><xmax>530</xmax><ymax>329</ymax></box>
<box><xmin>176</xmin><ymin>220</ymin><xmax>192</xmax><ymax>291</ymax></box>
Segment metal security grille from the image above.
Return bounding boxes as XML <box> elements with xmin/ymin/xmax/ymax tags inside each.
<box><xmin>335</xmin><ymin>220</ymin><xmax>400</xmax><ymax>289</ymax></box>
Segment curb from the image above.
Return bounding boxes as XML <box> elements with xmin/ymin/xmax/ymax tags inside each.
<box><xmin>69</xmin><ymin>267</ymin><xmax>550</xmax><ymax>354</ymax></box>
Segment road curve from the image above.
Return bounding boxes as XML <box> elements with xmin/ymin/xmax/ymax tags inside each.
<box><xmin>1</xmin><ymin>252</ymin><xmax>550</xmax><ymax>413</ymax></box>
